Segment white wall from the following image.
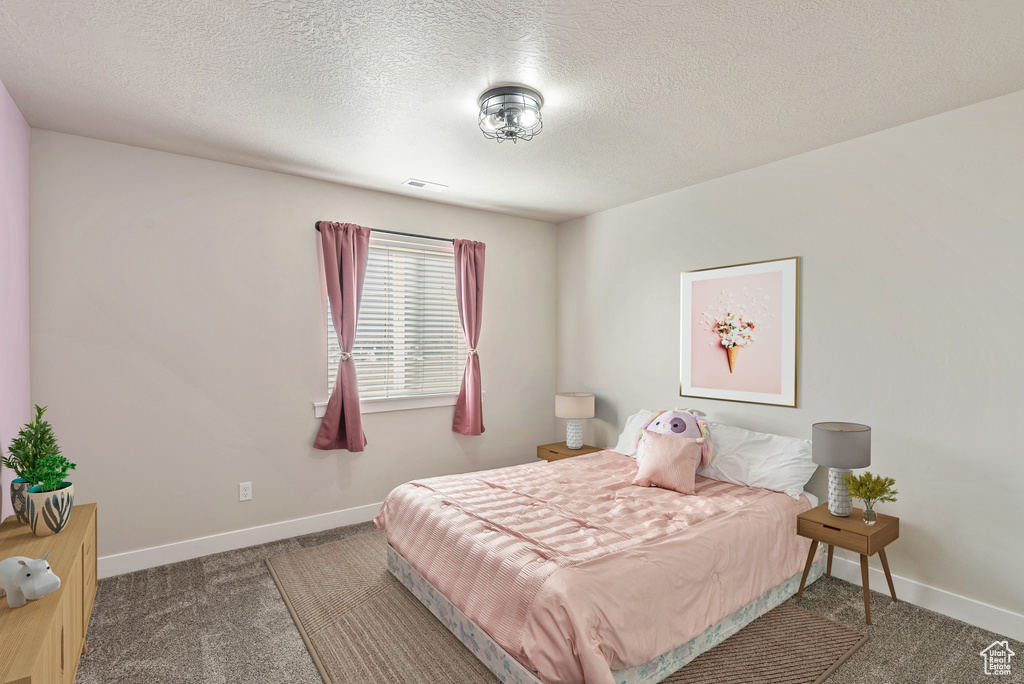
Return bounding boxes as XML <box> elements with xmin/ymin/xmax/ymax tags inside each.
<box><xmin>557</xmin><ymin>91</ymin><xmax>1024</xmax><ymax>621</ymax></box>
<box><xmin>0</xmin><ymin>78</ymin><xmax>31</xmax><ymax>521</ymax></box>
<box><xmin>30</xmin><ymin>131</ymin><xmax>558</xmax><ymax>559</ymax></box>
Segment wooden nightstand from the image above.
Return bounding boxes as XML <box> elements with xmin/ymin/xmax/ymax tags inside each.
<box><xmin>536</xmin><ymin>441</ymin><xmax>603</xmax><ymax>462</ymax></box>
<box><xmin>796</xmin><ymin>503</ymin><xmax>899</xmax><ymax>624</ymax></box>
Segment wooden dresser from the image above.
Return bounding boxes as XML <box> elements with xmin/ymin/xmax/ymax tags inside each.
<box><xmin>0</xmin><ymin>504</ymin><xmax>97</xmax><ymax>684</ymax></box>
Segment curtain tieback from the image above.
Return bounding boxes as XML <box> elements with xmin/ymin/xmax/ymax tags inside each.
<box><xmin>468</xmin><ymin>349</ymin><xmax>478</xmax><ymax>356</ymax></box>
<box><xmin>339</xmin><ymin>351</ymin><xmax>353</xmax><ymax>361</ymax></box>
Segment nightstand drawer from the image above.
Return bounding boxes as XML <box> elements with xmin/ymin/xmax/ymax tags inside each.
<box><xmin>798</xmin><ymin>518</ymin><xmax>868</xmax><ymax>555</ymax></box>
<box><xmin>536</xmin><ymin>442</ymin><xmax>602</xmax><ymax>461</ymax></box>
<box><xmin>537</xmin><ymin>445</ymin><xmax>572</xmax><ymax>461</ymax></box>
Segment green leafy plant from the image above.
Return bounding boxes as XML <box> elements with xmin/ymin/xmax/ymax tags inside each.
<box><xmin>34</xmin><ymin>450</ymin><xmax>76</xmax><ymax>493</ymax></box>
<box><xmin>2</xmin><ymin>405</ymin><xmax>75</xmax><ymax>491</ymax></box>
<box><xmin>3</xmin><ymin>405</ymin><xmax>57</xmax><ymax>482</ymax></box>
<box><xmin>843</xmin><ymin>471</ymin><xmax>898</xmax><ymax>508</ymax></box>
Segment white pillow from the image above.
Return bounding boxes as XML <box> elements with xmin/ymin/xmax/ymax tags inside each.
<box><xmin>612</xmin><ymin>409</ymin><xmax>656</xmax><ymax>457</ymax></box>
<box><xmin>696</xmin><ymin>422</ymin><xmax>817</xmax><ymax>499</ymax></box>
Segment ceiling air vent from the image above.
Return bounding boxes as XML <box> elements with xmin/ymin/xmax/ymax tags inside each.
<box><xmin>402</xmin><ymin>178</ymin><xmax>448</xmax><ymax>192</ymax></box>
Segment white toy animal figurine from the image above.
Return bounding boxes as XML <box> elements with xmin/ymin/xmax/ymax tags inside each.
<box><xmin>0</xmin><ymin>551</ymin><xmax>60</xmax><ymax>608</ymax></box>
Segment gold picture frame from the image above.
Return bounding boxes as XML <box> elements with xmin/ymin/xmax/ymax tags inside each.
<box><xmin>680</xmin><ymin>257</ymin><xmax>800</xmax><ymax>407</ymax></box>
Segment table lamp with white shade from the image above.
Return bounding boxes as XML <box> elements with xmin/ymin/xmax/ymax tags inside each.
<box><xmin>812</xmin><ymin>422</ymin><xmax>871</xmax><ymax>517</ymax></box>
<box><xmin>555</xmin><ymin>393</ymin><xmax>595</xmax><ymax>450</ymax></box>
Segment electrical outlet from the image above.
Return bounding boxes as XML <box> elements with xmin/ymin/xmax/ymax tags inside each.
<box><xmin>239</xmin><ymin>482</ymin><xmax>252</xmax><ymax>501</ymax></box>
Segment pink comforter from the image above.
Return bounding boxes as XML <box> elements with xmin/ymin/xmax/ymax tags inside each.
<box><xmin>375</xmin><ymin>451</ymin><xmax>813</xmax><ymax>684</ymax></box>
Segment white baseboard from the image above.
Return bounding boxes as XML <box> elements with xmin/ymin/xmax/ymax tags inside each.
<box><xmin>98</xmin><ymin>502</ymin><xmax>382</xmax><ymax>579</ymax></box>
<box><xmin>829</xmin><ymin>555</ymin><xmax>1024</xmax><ymax>642</ymax></box>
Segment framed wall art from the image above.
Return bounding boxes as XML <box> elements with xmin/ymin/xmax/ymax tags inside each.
<box><xmin>680</xmin><ymin>257</ymin><xmax>799</xmax><ymax>407</ymax></box>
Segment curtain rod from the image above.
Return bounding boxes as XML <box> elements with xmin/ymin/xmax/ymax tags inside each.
<box><xmin>314</xmin><ymin>221</ymin><xmax>454</xmax><ymax>243</ymax></box>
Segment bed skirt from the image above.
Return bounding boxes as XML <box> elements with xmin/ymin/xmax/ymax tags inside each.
<box><xmin>387</xmin><ymin>543</ymin><xmax>825</xmax><ymax>684</ymax></box>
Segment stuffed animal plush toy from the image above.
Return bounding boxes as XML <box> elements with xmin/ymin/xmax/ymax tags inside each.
<box><xmin>646</xmin><ymin>410</ymin><xmax>703</xmax><ymax>437</ymax></box>
<box><xmin>0</xmin><ymin>551</ymin><xmax>60</xmax><ymax>608</ymax></box>
<box><xmin>638</xmin><ymin>410</ymin><xmax>714</xmax><ymax>468</ymax></box>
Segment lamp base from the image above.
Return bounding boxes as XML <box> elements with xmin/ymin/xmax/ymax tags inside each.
<box><xmin>828</xmin><ymin>468</ymin><xmax>853</xmax><ymax>516</ymax></box>
<box><xmin>566</xmin><ymin>419</ymin><xmax>584</xmax><ymax>450</ymax></box>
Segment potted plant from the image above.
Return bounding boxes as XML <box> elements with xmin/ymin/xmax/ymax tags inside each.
<box><xmin>13</xmin><ymin>406</ymin><xmax>76</xmax><ymax>536</ymax></box>
<box><xmin>843</xmin><ymin>471</ymin><xmax>898</xmax><ymax>526</ymax></box>
<box><xmin>2</xmin><ymin>405</ymin><xmax>58</xmax><ymax>524</ymax></box>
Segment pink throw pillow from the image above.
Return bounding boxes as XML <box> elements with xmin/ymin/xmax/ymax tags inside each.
<box><xmin>632</xmin><ymin>430</ymin><xmax>705</xmax><ymax>495</ymax></box>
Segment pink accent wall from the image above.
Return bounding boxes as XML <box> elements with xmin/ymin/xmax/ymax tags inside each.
<box><xmin>0</xmin><ymin>78</ymin><xmax>31</xmax><ymax>520</ymax></box>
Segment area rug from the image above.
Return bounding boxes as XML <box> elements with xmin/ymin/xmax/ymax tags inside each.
<box><xmin>668</xmin><ymin>602</ymin><xmax>867</xmax><ymax>683</ymax></box>
<box><xmin>266</xmin><ymin>531</ymin><xmax>867</xmax><ymax>684</ymax></box>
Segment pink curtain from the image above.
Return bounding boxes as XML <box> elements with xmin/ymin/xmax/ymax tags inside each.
<box><xmin>452</xmin><ymin>239</ymin><xmax>486</xmax><ymax>435</ymax></box>
<box><xmin>314</xmin><ymin>222</ymin><xmax>371</xmax><ymax>451</ymax></box>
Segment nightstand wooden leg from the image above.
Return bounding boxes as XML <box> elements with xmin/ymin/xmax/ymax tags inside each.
<box><xmin>826</xmin><ymin>544</ymin><xmax>834</xmax><ymax>578</ymax></box>
<box><xmin>879</xmin><ymin>548</ymin><xmax>898</xmax><ymax>602</ymax></box>
<box><xmin>797</xmin><ymin>540</ymin><xmax>818</xmax><ymax>597</ymax></box>
<box><xmin>860</xmin><ymin>554</ymin><xmax>871</xmax><ymax>625</ymax></box>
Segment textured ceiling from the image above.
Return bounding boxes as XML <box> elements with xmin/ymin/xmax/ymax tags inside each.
<box><xmin>2</xmin><ymin>1</ymin><xmax>1024</xmax><ymax>223</ymax></box>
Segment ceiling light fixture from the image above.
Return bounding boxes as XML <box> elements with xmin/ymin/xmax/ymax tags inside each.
<box><xmin>402</xmin><ymin>178</ymin><xmax>448</xmax><ymax>192</ymax></box>
<box><xmin>477</xmin><ymin>85</ymin><xmax>543</xmax><ymax>143</ymax></box>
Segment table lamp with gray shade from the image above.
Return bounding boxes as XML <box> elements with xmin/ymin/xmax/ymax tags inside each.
<box><xmin>555</xmin><ymin>393</ymin><xmax>595</xmax><ymax>450</ymax></box>
<box><xmin>812</xmin><ymin>422</ymin><xmax>871</xmax><ymax>517</ymax></box>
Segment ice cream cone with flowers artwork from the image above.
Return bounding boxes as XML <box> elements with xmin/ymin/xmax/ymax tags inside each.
<box><xmin>701</xmin><ymin>289</ymin><xmax>771</xmax><ymax>374</ymax></box>
<box><xmin>726</xmin><ymin>344</ymin><xmax>740</xmax><ymax>372</ymax></box>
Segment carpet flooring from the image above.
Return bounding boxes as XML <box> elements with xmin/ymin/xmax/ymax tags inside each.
<box><xmin>76</xmin><ymin>521</ymin><xmax>1023</xmax><ymax>683</ymax></box>
<box><xmin>266</xmin><ymin>531</ymin><xmax>866</xmax><ymax>684</ymax></box>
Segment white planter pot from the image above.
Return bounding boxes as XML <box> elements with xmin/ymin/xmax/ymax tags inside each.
<box><xmin>10</xmin><ymin>478</ymin><xmax>32</xmax><ymax>524</ymax></box>
<box><xmin>26</xmin><ymin>482</ymin><xmax>75</xmax><ymax>536</ymax></box>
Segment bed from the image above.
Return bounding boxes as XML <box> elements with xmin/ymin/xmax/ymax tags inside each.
<box><xmin>375</xmin><ymin>449</ymin><xmax>822</xmax><ymax>684</ymax></box>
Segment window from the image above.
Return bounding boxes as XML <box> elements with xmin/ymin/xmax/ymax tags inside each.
<box><xmin>327</xmin><ymin>234</ymin><xmax>467</xmax><ymax>402</ymax></box>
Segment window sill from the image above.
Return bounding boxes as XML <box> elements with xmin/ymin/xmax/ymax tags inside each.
<box><xmin>313</xmin><ymin>391</ymin><xmax>483</xmax><ymax>417</ymax></box>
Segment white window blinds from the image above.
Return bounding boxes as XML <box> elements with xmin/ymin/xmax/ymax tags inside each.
<box><xmin>327</xmin><ymin>234</ymin><xmax>467</xmax><ymax>400</ymax></box>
